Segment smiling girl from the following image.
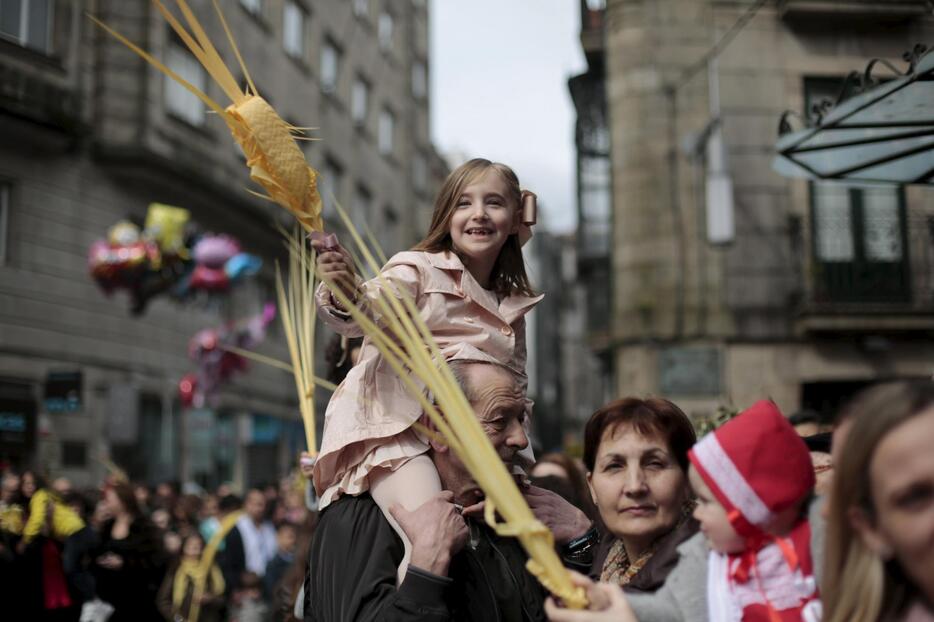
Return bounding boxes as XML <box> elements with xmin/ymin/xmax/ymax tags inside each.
<box><xmin>311</xmin><ymin>158</ymin><xmax>540</xmax><ymax>583</ymax></box>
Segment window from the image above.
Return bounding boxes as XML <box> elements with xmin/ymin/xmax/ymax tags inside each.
<box><xmin>321</xmin><ymin>157</ymin><xmax>344</xmax><ymax>205</ymax></box>
<box><xmin>165</xmin><ymin>40</ymin><xmax>207</xmax><ymax>126</ymax></box>
<box><xmin>0</xmin><ymin>0</ymin><xmax>53</xmax><ymax>54</ymax></box>
<box><xmin>380</xmin><ymin>204</ymin><xmax>399</xmax><ymax>252</ymax></box>
<box><xmin>239</xmin><ymin>0</ymin><xmax>263</xmax><ymax>15</ymax></box>
<box><xmin>378</xmin><ymin>11</ymin><xmax>394</xmax><ymax>52</ymax></box>
<box><xmin>579</xmin><ymin>155</ymin><xmax>611</xmax><ymax>255</ymax></box>
<box><xmin>378</xmin><ymin>108</ymin><xmax>394</xmax><ymax>155</ymax></box>
<box><xmin>0</xmin><ymin>182</ymin><xmax>9</xmax><ymax>266</ymax></box>
<box><xmin>351</xmin><ymin>76</ymin><xmax>369</xmax><ymax>125</ymax></box>
<box><xmin>805</xmin><ymin>77</ymin><xmax>910</xmax><ymax>304</ymax></box>
<box><xmin>413</xmin><ymin>153</ymin><xmax>427</xmax><ymax>191</ymax></box>
<box><xmin>411</xmin><ymin>61</ymin><xmax>427</xmax><ymax>99</ymax></box>
<box><xmin>353</xmin><ymin>0</ymin><xmax>369</xmax><ymax>18</ymax></box>
<box><xmin>320</xmin><ymin>41</ymin><xmax>340</xmax><ymax>93</ymax></box>
<box><xmin>283</xmin><ymin>1</ymin><xmax>305</xmax><ymax>59</ymax></box>
<box><xmin>353</xmin><ymin>184</ymin><xmax>372</xmax><ymax>225</ymax></box>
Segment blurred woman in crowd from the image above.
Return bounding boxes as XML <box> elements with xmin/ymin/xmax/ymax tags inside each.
<box><xmin>530</xmin><ymin>452</ymin><xmax>598</xmax><ymax>522</ymax></box>
<box><xmin>93</xmin><ymin>481</ymin><xmax>166</xmax><ymax>622</ymax></box>
<box><xmin>157</xmin><ymin>532</ymin><xmax>225</xmax><ymax>622</ymax></box>
<box><xmin>583</xmin><ymin>397</ymin><xmax>698</xmax><ymax>592</ymax></box>
<box><xmin>824</xmin><ymin>380</ymin><xmax>934</xmax><ymax>622</ymax></box>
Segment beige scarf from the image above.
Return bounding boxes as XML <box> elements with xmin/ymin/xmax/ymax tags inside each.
<box><xmin>172</xmin><ymin>558</ymin><xmax>225</xmax><ymax>611</ymax></box>
<box><xmin>600</xmin><ymin>501</ymin><xmax>695</xmax><ymax>586</ymax></box>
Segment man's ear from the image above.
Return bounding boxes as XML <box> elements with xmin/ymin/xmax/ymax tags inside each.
<box><xmin>848</xmin><ymin>505</ymin><xmax>893</xmax><ymax>560</ymax></box>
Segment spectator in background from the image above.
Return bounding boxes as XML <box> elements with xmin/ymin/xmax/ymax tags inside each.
<box><xmin>157</xmin><ymin>532</ymin><xmax>225</xmax><ymax>622</ymax></box>
<box><xmin>263</xmin><ymin>522</ymin><xmax>297</xmax><ymax>601</ymax></box>
<box><xmin>531</xmin><ymin>452</ymin><xmax>599</xmax><ymax>523</ymax></box>
<box><xmin>788</xmin><ymin>409</ymin><xmax>823</xmax><ymax>437</ymax></box>
<box><xmin>219</xmin><ymin>489</ymin><xmax>276</xmax><ymax>597</ymax></box>
<box><xmin>324</xmin><ymin>334</ymin><xmax>363</xmax><ymax>385</ymax></box>
<box><xmin>133</xmin><ymin>483</ymin><xmax>152</xmax><ymax>517</ymax></box>
<box><xmin>93</xmin><ymin>481</ymin><xmax>166</xmax><ymax>622</ymax></box>
<box><xmin>229</xmin><ymin>571</ymin><xmax>269</xmax><ymax>622</ymax></box>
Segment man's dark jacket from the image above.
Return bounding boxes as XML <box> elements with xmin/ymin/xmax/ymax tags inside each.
<box><xmin>305</xmin><ymin>494</ymin><xmax>548</xmax><ymax>622</ymax></box>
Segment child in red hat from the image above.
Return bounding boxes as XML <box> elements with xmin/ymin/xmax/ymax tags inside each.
<box><xmin>687</xmin><ymin>400</ymin><xmax>821</xmax><ymax>622</ymax></box>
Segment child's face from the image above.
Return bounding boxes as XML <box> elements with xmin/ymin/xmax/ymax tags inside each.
<box><xmin>449</xmin><ymin>169</ymin><xmax>517</xmax><ymax>264</ymax></box>
<box><xmin>277</xmin><ymin>525</ymin><xmax>297</xmax><ymax>553</ymax></box>
<box><xmin>689</xmin><ymin>466</ymin><xmax>745</xmax><ymax>554</ymax></box>
<box><xmin>182</xmin><ymin>536</ymin><xmax>203</xmax><ymax>558</ymax></box>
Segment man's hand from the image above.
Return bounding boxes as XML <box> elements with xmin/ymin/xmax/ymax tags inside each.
<box><xmin>311</xmin><ymin>238</ymin><xmax>358</xmax><ymax>303</ymax></box>
<box><xmin>389</xmin><ymin>491</ymin><xmax>468</xmax><ymax>577</ymax></box>
<box><xmin>544</xmin><ymin>571</ymin><xmax>637</xmax><ymax>622</ymax></box>
<box><xmin>524</xmin><ymin>485</ymin><xmax>592</xmax><ymax>545</ymax></box>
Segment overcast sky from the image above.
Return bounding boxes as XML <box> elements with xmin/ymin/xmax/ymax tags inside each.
<box><xmin>429</xmin><ymin>1</ymin><xmax>587</xmax><ymax>233</ymax></box>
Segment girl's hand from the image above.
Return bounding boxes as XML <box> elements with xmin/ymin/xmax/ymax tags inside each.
<box><xmin>544</xmin><ymin>571</ymin><xmax>637</xmax><ymax>622</ymax></box>
<box><xmin>311</xmin><ymin>239</ymin><xmax>358</xmax><ymax>303</ymax></box>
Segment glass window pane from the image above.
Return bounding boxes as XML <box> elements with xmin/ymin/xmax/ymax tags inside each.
<box><xmin>165</xmin><ymin>42</ymin><xmax>206</xmax><ymax>126</ymax></box>
<box><xmin>240</xmin><ymin>0</ymin><xmax>262</xmax><ymax>15</ymax></box>
<box><xmin>26</xmin><ymin>0</ymin><xmax>50</xmax><ymax>52</ymax></box>
<box><xmin>352</xmin><ymin>77</ymin><xmax>368</xmax><ymax>122</ymax></box>
<box><xmin>412</xmin><ymin>61</ymin><xmax>426</xmax><ymax>99</ymax></box>
<box><xmin>813</xmin><ymin>183</ymin><xmax>854</xmax><ymax>261</ymax></box>
<box><xmin>861</xmin><ymin>187</ymin><xmax>902</xmax><ymax>262</ymax></box>
<box><xmin>321</xmin><ymin>43</ymin><xmax>338</xmax><ymax>91</ymax></box>
<box><xmin>379</xmin><ymin>109</ymin><xmax>394</xmax><ymax>155</ymax></box>
<box><xmin>378</xmin><ymin>12</ymin><xmax>393</xmax><ymax>51</ymax></box>
<box><xmin>283</xmin><ymin>2</ymin><xmax>304</xmax><ymax>58</ymax></box>
<box><xmin>1</xmin><ymin>1</ymin><xmax>23</xmax><ymax>42</ymax></box>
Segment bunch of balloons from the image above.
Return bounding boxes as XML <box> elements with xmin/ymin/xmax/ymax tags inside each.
<box><xmin>178</xmin><ymin>303</ymin><xmax>277</xmax><ymax>408</ymax></box>
<box><xmin>88</xmin><ymin>203</ymin><xmax>263</xmax><ymax>315</ymax></box>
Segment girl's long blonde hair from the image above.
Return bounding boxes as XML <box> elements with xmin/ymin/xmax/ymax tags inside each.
<box><xmin>412</xmin><ymin>158</ymin><xmax>535</xmax><ymax>297</ymax></box>
<box><xmin>823</xmin><ymin>380</ymin><xmax>934</xmax><ymax>622</ymax></box>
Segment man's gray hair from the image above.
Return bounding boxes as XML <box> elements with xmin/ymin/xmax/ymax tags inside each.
<box><xmin>447</xmin><ymin>359</ymin><xmax>520</xmax><ymax>404</ymax></box>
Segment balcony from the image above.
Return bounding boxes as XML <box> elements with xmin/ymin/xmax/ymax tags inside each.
<box><xmin>778</xmin><ymin>0</ymin><xmax>930</xmax><ymax>21</ymax></box>
<box><xmin>0</xmin><ymin>54</ymin><xmax>80</xmax><ymax>144</ymax></box>
<box><xmin>789</xmin><ymin>206</ymin><xmax>934</xmax><ymax>336</ymax></box>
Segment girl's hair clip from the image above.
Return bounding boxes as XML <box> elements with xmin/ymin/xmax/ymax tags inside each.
<box><xmin>520</xmin><ymin>191</ymin><xmax>537</xmax><ymax>226</ymax></box>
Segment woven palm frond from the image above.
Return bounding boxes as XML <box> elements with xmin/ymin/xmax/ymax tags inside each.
<box><xmin>89</xmin><ymin>0</ymin><xmax>323</xmax><ymax>232</ymax></box>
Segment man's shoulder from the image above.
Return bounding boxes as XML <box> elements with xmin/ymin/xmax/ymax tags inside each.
<box><xmin>314</xmin><ymin>494</ymin><xmax>398</xmax><ymax>551</ymax></box>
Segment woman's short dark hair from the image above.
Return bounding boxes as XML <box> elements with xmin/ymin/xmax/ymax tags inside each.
<box><xmin>583</xmin><ymin>397</ymin><xmax>696</xmax><ymax>473</ymax></box>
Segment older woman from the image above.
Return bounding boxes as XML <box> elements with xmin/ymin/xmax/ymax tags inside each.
<box><xmin>584</xmin><ymin>397</ymin><xmax>698</xmax><ymax>592</ymax></box>
<box><xmin>824</xmin><ymin>380</ymin><xmax>934</xmax><ymax>622</ymax></box>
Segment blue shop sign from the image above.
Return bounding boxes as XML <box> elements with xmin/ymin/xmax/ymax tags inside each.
<box><xmin>44</xmin><ymin>371</ymin><xmax>82</xmax><ymax>413</ymax></box>
<box><xmin>251</xmin><ymin>414</ymin><xmax>281</xmax><ymax>445</ymax></box>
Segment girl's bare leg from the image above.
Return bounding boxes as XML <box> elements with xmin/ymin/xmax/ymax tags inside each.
<box><xmin>370</xmin><ymin>454</ymin><xmax>443</xmax><ymax>586</ymax></box>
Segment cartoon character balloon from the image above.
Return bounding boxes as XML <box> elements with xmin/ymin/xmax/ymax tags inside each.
<box><xmin>87</xmin><ymin>204</ymin><xmax>263</xmax><ymax>314</ymax></box>
<box><xmin>179</xmin><ymin>303</ymin><xmax>277</xmax><ymax>408</ymax></box>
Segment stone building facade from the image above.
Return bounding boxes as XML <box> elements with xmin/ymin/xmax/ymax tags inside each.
<box><xmin>0</xmin><ymin>0</ymin><xmax>444</xmax><ymax>487</ymax></box>
<box><xmin>575</xmin><ymin>0</ymin><xmax>934</xmax><ymax>421</ymax></box>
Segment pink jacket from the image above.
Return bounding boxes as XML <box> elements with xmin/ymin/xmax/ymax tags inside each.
<box><xmin>312</xmin><ymin>250</ymin><xmax>543</xmax><ymax>505</ymax></box>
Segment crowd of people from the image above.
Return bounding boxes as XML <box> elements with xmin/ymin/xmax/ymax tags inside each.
<box><xmin>0</xmin><ymin>463</ymin><xmax>318</xmax><ymax>622</ymax></box>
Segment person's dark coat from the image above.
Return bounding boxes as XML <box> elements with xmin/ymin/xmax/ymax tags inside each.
<box><xmin>305</xmin><ymin>493</ymin><xmax>548</xmax><ymax>622</ymax></box>
<box><xmin>218</xmin><ymin>524</ymin><xmax>246</xmax><ymax>596</ymax></box>
<box><xmin>93</xmin><ymin>518</ymin><xmax>166</xmax><ymax>622</ymax></box>
<box><xmin>589</xmin><ymin>517</ymin><xmax>699</xmax><ymax>593</ymax></box>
